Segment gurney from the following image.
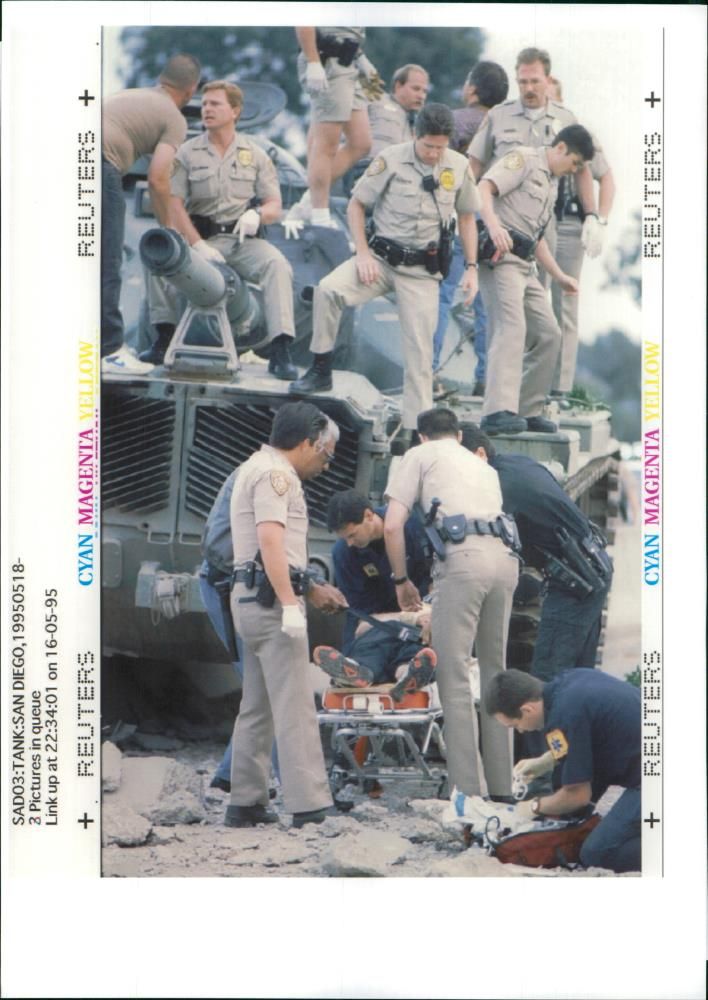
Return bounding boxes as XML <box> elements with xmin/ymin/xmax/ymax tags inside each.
<box><xmin>317</xmin><ymin>681</ymin><xmax>447</xmax><ymax>798</ymax></box>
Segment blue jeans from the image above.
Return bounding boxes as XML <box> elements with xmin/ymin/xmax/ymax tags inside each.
<box><xmin>346</xmin><ymin>628</ymin><xmax>422</xmax><ymax>684</ymax></box>
<box><xmin>199</xmin><ymin>566</ymin><xmax>280</xmax><ymax>784</ymax></box>
<box><xmin>432</xmin><ymin>236</ymin><xmax>487</xmax><ymax>381</ymax></box>
<box><xmin>580</xmin><ymin>787</ymin><xmax>641</xmax><ymax>873</ymax></box>
<box><xmin>101</xmin><ymin>158</ymin><xmax>126</xmax><ymax>357</ymax></box>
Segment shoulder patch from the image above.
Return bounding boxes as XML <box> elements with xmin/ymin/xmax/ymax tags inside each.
<box><xmin>546</xmin><ymin>729</ymin><xmax>569</xmax><ymax>760</ymax></box>
<box><xmin>439</xmin><ymin>167</ymin><xmax>455</xmax><ymax>191</ymax></box>
<box><xmin>503</xmin><ymin>151</ymin><xmax>524</xmax><ymax>171</ymax></box>
<box><xmin>367</xmin><ymin>156</ymin><xmax>386</xmax><ymax>176</ymax></box>
<box><xmin>269</xmin><ymin>471</ymin><xmax>290</xmax><ymax>496</ymax></box>
<box><xmin>238</xmin><ymin>148</ymin><xmax>253</xmax><ymax>166</ymax></box>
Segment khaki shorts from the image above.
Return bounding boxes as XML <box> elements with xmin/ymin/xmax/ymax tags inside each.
<box><xmin>297</xmin><ymin>52</ymin><xmax>367</xmax><ymax>123</ymax></box>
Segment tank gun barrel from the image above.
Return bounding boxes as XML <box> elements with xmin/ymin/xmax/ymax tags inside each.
<box><xmin>139</xmin><ymin>228</ymin><xmax>262</xmax><ymax>330</ymax></box>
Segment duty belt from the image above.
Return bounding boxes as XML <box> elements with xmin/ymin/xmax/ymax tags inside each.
<box><xmin>561</xmin><ymin>197</ymin><xmax>586</xmax><ymax>223</ymax></box>
<box><xmin>477</xmin><ymin>220</ymin><xmax>538</xmax><ymax>263</ymax></box>
<box><xmin>315</xmin><ymin>31</ymin><xmax>361</xmax><ymax>67</ymax></box>
<box><xmin>368</xmin><ymin>234</ymin><xmax>431</xmax><ymax>268</ymax></box>
<box><xmin>232</xmin><ymin>566</ymin><xmax>268</xmax><ymax>588</ymax></box>
<box><xmin>190</xmin><ymin>214</ymin><xmax>239</xmax><ymax>240</ymax></box>
<box><xmin>438</xmin><ymin>515</ymin><xmax>519</xmax><ymax>547</ymax></box>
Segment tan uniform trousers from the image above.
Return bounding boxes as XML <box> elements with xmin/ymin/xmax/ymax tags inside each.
<box><xmin>312</xmin><ymin>256</ymin><xmax>438</xmax><ymax>429</ymax></box>
<box><xmin>551</xmin><ymin>218</ymin><xmax>584</xmax><ymax>392</ymax></box>
<box><xmin>535</xmin><ymin>215</ymin><xmax>557</xmax><ymax>289</ymax></box>
<box><xmin>431</xmin><ymin>537</ymin><xmax>518</xmax><ymax>797</ymax></box>
<box><xmin>479</xmin><ymin>257</ymin><xmax>561</xmax><ymax>418</ymax></box>
<box><xmin>148</xmin><ymin>234</ymin><xmax>295</xmax><ymax>339</ymax></box>
<box><xmin>230</xmin><ymin>587</ymin><xmax>332</xmax><ymax>815</ymax></box>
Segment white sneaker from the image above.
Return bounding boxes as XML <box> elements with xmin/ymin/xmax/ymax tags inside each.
<box><xmin>102</xmin><ymin>344</ymin><xmax>154</xmax><ymax>375</ymax></box>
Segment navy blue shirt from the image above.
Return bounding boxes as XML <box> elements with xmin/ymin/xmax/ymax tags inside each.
<box><xmin>543</xmin><ymin>669</ymin><xmax>641</xmax><ymax>801</ymax></box>
<box><xmin>332</xmin><ymin>506</ymin><xmax>430</xmax><ymax>652</ymax></box>
<box><xmin>489</xmin><ymin>453</ymin><xmax>591</xmax><ymax>566</ymax></box>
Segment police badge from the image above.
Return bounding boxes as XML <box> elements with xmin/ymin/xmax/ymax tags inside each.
<box><xmin>238</xmin><ymin>148</ymin><xmax>253</xmax><ymax>166</ymax></box>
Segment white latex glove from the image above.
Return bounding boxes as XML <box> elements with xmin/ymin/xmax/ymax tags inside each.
<box><xmin>281</xmin><ymin>604</ymin><xmax>307</xmax><ymax>639</ymax></box>
<box><xmin>192</xmin><ymin>239</ymin><xmax>225</xmax><ymax>264</ymax></box>
<box><xmin>513</xmin><ymin>751</ymin><xmax>556</xmax><ymax>781</ymax></box>
<box><xmin>283</xmin><ymin>219</ymin><xmax>305</xmax><ymax>240</ymax></box>
<box><xmin>305</xmin><ymin>61</ymin><xmax>328</xmax><ymax>95</ymax></box>
<box><xmin>581</xmin><ymin>215</ymin><xmax>606</xmax><ymax>259</ymax></box>
<box><xmin>234</xmin><ymin>208</ymin><xmax>261</xmax><ymax>244</ymax></box>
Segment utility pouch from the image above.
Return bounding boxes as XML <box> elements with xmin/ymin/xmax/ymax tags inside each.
<box><xmin>476</xmin><ymin>220</ymin><xmax>498</xmax><ymax>262</ymax></box>
<box><xmin>441</xmin><ymin>514</ymin><xmax>468</xmax><ymax>544</ymax></box>
<box><xmin>255</xmin><ymin>575</ymin><xmax>277</xmax><ymax>608</ymax></box>
<box><xmin>424</xmin><ymin>242</ymin><xmax>440</xmax><ymax>275</ymax></box>
<box><xmin>544</xmin><ymin>552</ymin><xmax>594</xmax><ymax>600</ymax></box>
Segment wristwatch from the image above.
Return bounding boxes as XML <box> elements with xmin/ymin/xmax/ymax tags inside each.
<box><xmin>392</xmin><ymin>574</ymin><xmax>409</xmax><ymax>585</ymax></box>
<box><xmin>597</xmin><ymin>216</ymin><xmax>608</xmax><ymax>225</ymax></box>
<box><xmin>465</xmin><ymin>261</ymin><xmax>479</xmax><ymax>269</ymax></box>
<box><xmin>531</xmin><ymin>796</ymin><xmax>543</xmax><ymax>816</ymax></box>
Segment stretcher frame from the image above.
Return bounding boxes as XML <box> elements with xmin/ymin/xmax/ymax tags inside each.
<box><xmin>317</xmin><ymin>686</ymin><xmax>448</xmax><ymax>796</ymax></box>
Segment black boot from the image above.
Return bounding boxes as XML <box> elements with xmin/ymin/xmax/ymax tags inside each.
<box><xmin>267</xmin><ymin>334</ymin><xmax>298</xmax><ymax>381</ymax></box>
<box><xmin>289</xmin><ymin>352</ymin><xmax>333</xmax><ymax>394</ymax></box>
<box><xmin>139</xmin><ymin>323</ymin><xmax>175</xmax><ymax>365</ymax></box>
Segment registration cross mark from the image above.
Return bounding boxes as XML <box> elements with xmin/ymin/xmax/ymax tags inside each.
<box><xmin>643</xmin><ymin>811</ymin><xmax>660</xmax><ymax>829</ymax></box>
<box><xmin>644</xmin><ymin>91</ymin><xmax>661</xmax><ymax>108</ymax></box>
<box><xmin>78</xmin><ymin>812</ymin><xmax>95</xmax><ymax>829</ymax></box>
<box><xmin>78</xmin><ymin>90</ymin><xmax>95</xmax><ymax>107</ymax></box>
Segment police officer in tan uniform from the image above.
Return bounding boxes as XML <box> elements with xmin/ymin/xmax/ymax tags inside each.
<box><xmin>146</xmin><ymin>81</ymin><xmax>297</xmax><ymax>378</ymax></box>
<box><xmin>384</xmin><ymin>407</ymin><xmax>520</xmax><ymax>799</ymax></box>
<box><xmin>290</xmin><ymin>104</ymin><xmax>479</xmax><ymax>438</ymax></box>
<box><xmin>227</xmin><ymin>402</ymin><xmax>348</xmax><ymax>829</ymax></box>
<box><xmin>368</xmin><ymin>65</ymin><xmax>429</xmax><ymax>157</ymax></box>
<box><xmin>292</xmin><ymin>27</ymin><xmax>378</xmax><ymax>228</ymax></box>
<box><xmin>477</xmin><ymin>125</ymin><xmax>595</xmax><ymax>436</ymax></box>
<box><xmin>468</xmin><ymin>47</ymin><xmax>596</xmax><ymax>286</ymax></box>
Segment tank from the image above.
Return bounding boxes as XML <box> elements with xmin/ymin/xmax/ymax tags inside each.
<box><xmin>103</xmin><ymin>81</ymin><xmax>620</xmax><ymax>690</ymax></box>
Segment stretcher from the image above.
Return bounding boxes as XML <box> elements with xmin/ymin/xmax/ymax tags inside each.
<box><xmin>317</xmin><ymin>682</ymin><xmax>447</xmax><ymax>798</ymax></box>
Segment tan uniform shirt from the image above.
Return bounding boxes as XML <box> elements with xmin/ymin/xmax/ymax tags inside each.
<box><xmin>231</xmin><ymin>445</ymin><xmax>308</xmax><ymax>569</ymax></box>
<box><xmin>469</xmin><ymin>98</ymin><xmax>576</xmax><ymax>169</ymax></box>
<box><xmin>171</xmin><ymin>132</ymin><xmax>281</xmax><ymax>224</ymax></box>
<box><xmin>368</xmin><ymin>96</ymin><xmax>415</xmax><ymax>157</ymax></box>
<box><xmin>484</xmin><ymin>146</ymin><xmax>558</xmax><ymax>240</ymax></box>
<box><xmin>102</xmin><ymin>86</ymin><xmax>187</xmax><ymax>175</ymax></box>
<box><xmin>386</xmin><ymin>438</ymin><xmax>503</xmax><ymax>522</ymax></box>
<box><xmin>565</xmin><ymin>133</ymin><xmax>610</xmax><ymax>201</ymax></box>
<box><xmin>352</xmin><ymin>142</ymin><xmax>480</xmax><ymax>248</ymax></box>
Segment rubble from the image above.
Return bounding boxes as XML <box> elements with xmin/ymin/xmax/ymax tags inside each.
<box><xmin>102</xmin><ymin>802</ymin><xmax>152</xmax><ymax>847</ymax></box>
<box><xmin>320</xmin><ymin>830</ymin><xmax>411</xmax><ymax>877</ymax></box>
<box><xmin>101</xmin><ymin>741</ymin><xmax>122</xmax><ymax>792</ymax></box>
<box><xmin>107</xmin><ymin>755</ymin><xmax>206</xmax><ymax>826</ymax></box>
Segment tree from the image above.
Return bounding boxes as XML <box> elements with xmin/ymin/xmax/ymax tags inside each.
<box><xmin>118</xmin><ymin>25</ymin><xmax>485</xmax><ymax>146</ymax></box>
<box><xmin>601</xmin><ymin>208</ymin><xmax>641</xmax><ymax>305</ymax></box>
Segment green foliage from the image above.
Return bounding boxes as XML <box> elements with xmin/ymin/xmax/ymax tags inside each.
<box><xmin>602</xmin><ymin>208</ymin><xmax>641</xmax><ymax>305</ymax></box>
<box><xmin>624</xmin><ymin>666</ymin><xmax>641</xmax><ymax>688</ymax></box>
<box><xmin>577</xmin><ymin>329</ymin><xmax>641</xmax><ymax>442</ymax></box>
<box><xmin>118</xmin><ymin>24</ymin><xmax>484</xmax><ymax>128</ymax></box>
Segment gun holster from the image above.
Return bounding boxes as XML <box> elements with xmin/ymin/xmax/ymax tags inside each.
<box><xmin>213</xmin><ymin>576</ymin><xmax>240</xmax><ymax>661</ymax></box>
<box><xmin>441</xmin><ymin>514</ymin><xmax>467</xmax><ymax>543</ymax></box>
<box><xmin>438</xmin><ymin>219</ymin><xmax>456</xmax><ymax>279</ymax></box>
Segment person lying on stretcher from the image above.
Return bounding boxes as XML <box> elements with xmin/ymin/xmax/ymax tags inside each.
<box><xmin>314</xmin><ymin>607</ymin><xmax>436</xmax><ymax>702</ymax></box>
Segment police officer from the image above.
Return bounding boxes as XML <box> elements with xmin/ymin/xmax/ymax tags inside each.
<box><xmin>468</xmin><ymin>47</ymin><xmax>597</xmax><ymax>286</ymax></box>
<box><xmin>547</xmin><ymin>79</ymin><xmax>616</xmax><ymax>396</ymax></box>
<box><xmin>144</xmin><ymin>80</ymin><xmax>297</xmax><ymax>378</ymax></box>
<box><xmin>486</xmin><ymin>668</ymin><xmax>641</xmax><ymax>873</ymax></box>
<box><xmin>461</xmin><ymin>424</ymin><xmax>613</xmax><ymax>680</ymax></box>
<box><xmin>227</xmin><ymin>402</ymin><xmax>347</xmax><ymax>829</ymax></box>
<box><xmin>326</xmin><ymin>489</ymin><xmax>431</xmax><ymax>651</ymax></box>
<box><xmin>290</xmin><ymin>104</ymin><xmax>479</xmax><ymax>440</ymax></box>
<box><xmin>200</xmin><ymin>465</ymin><xmax>346</xmax><ymax>793</ymax></box>
<box><xmin>432</xmin><ymin>61</ymin><xmax>510</xmax><ymax>390</ymax></box>
<box><xmin>384</xmin><ymin>408</ymin><xmax>520</xmax><ymax>799</ymax></box>
<box><xmin>368</xmin><ymin>64</ymin><xmax>430</xmax><ymax>157</ymax></box>
<box><xmin>291</xmin><ymin>27</ymin><xmax>378</xmax><ymax>228</ymax></box>
<box><xmin>101</xmin><ymin>53</ymin><xmax>201</xmax><ymax>375</ymax></box>
<box><xmin>476</xmin><ymin>124</ymin><xmax>595</xmax><ymax>436</ymax></box>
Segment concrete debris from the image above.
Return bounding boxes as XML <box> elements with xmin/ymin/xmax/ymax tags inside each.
<box><xmin>320</xmin><ymin>830</ymin><xmax>410</xmax><ymax>876</ymax></box>
<box><xmin>101</xmin><ymin>741</ymin><xmax>122</xmax><ymax>792</ymax></box>
<box><xmin>407</xmin><ymin>798</ymin><xmax>450</xmax><ymax>824</ymax></box>
<box><xmin>102</xmin><ymin>802</ymin><xmax>152</xmax><ymax>847</ymax></box>
<box><xmin>427</xmin><ymin>848</ymin><xmax>514</xmax><ymax>878</ymax></box>
<box><xmin>149</xmin><ymin>826</ymin><xmax>179</xmax><ymax>845</ymax></box>
<box><xmin>108</xmin><ymin>755</ymin><xmax>206</xmax><ymax>826</ymax></box>
<box><xmin>132</xmin><ymin>732</ymin><xmax>185</xmax><ymax>752</ymax></box>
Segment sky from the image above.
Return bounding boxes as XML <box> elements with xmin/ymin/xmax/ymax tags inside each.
<box><xmin>103</xmin><ymin>14</ymin><xmax>647</xmax><ymax>347</ymax></box>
